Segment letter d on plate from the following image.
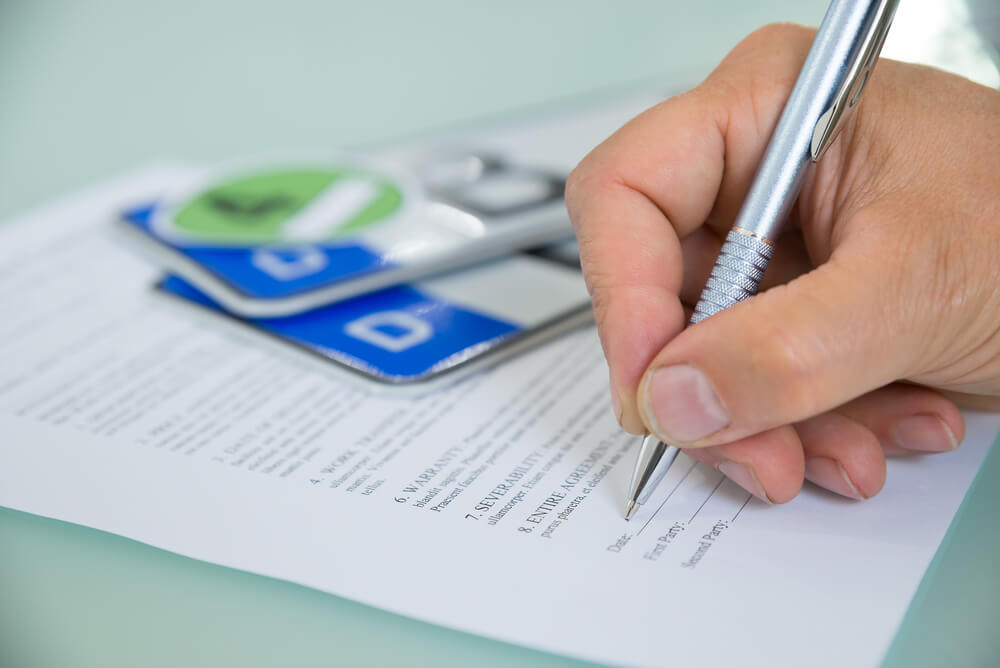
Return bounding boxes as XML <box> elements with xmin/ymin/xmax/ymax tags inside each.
<box><xmin>251</xmin><ymin>247</ymin><xmax>328</xmax><ymax>281</ymax></box>
<box><xmin>345</xmin><ymin>311</ymin><xmax>433</xmax><ymax>353</ymax></box>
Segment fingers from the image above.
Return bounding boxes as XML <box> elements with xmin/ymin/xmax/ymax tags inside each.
<box><xmin>795</xmin><ymin>412</ymin><xmax>885</xmax><ymax>499</ymax></box>
<box><xmin>682</xmin><ymin>413</ymin><xmax>883</xmax><ymax>505</ymax></box>
<box><xmin>794</xmin><ymin>384</ymin><xmax>962</xmax><ymax>499</ymax></box>
<box><xmin>685</xmin><ymin>383</ymin><xmax>962</xmax><ymax>503</ymax></box>
<box><xmin>683</xmin><ymin>425</ymin><xmax>805</xmax><ymax>504</ymax></box>
<box><xmin>838</xmin><ymin>383</ymin><xmax>964</xmax><ymax>456</ymax></box>
<box><xmin>685</xmin><ymin>411</ymin><xmax>885</xmax><ymax>503</ymax></box>
<box><xmin>566</xmin><ymin>24</ymin><xmax>817</xmax><ymax>433</ymax></box>
<box><xmin>569</xmin><ymin>171</ymin><xmax>687</xmax><ymax>434</ymax></box>
<box><xmin>565</xmin><ymin>86</ymin><xmax>728</xmax><ymax>432</ymax></box>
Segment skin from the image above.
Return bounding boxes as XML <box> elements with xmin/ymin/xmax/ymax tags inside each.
<box><xmin>565</xmin><ymin>23</ymin><xmax>1000</xmax><ymax>503</ymax></box>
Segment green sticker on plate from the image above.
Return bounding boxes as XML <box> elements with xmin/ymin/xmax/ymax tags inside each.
<box><xmin>171</xmin><ymin>167</ymin><xmax>404</xmax><ymax>243</ymax></box>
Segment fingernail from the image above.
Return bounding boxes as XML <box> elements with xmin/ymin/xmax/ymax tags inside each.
<box><xmin>891</xmin><ymin>414</ymin><xmax>959</xmax><ymax>453</ymax></box>
<box><xmin>804</xmin><ymin>456</ymin><xmax>864</xmax><ymax>500</ymax></box>
<box><xmin>718</xmin><ymin>460</ymin><xmax>771</xmax><ymax>503</ymax></box>
<box><xmin>610</xmin><ymin>379</ymin><xmax>623</xmax><ymax>425</ymax></box>
<box><xmin>645</xmin><ymin>365</ymin><xmax>729</xmax><ymax>443</ymax></box>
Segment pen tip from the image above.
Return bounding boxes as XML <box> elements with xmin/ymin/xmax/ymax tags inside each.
<box><xmin>624</xmin><ymin>499</ymin><xmax>638</xmax><ymax>521</ymax></box>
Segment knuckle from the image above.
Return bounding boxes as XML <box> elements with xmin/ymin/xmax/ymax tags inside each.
<box><xmin>930</xmin><ymin>236</ymin><xmax>970</xmax><ymax>311</ymax></box>
<box><xmin>564</xmin><ymin>160</ymin><xmax>620</xmax><ymax>225</ymax></box>
<box><xmin>574</xmin><ymin>224</ymin><xmax>612</xmax><ymax>294</ymax></box>
<box><xmin>733</xmin><ymin>23</ymin><xmax>813</xmax><ymax>59</ymax></box>
<box><xmin>706</xmin><ymin>24</ymin><xmax>816</xmax><ymax>139</ymax></box>
<box><xmin>564</xmin><ymin>163</ymin><xmax>587</xmax><ymax>211</ymax></box>
<box><xmin>587</xmin><ymin>280</ymin><xmax>614</xmax><ymax>325</ymax></box>
<box><xmin>748</xmin><ymin>305</ymin><xmax>824</xmax><ymax>417</ymax></box>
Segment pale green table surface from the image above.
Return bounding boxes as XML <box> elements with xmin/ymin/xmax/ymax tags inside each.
<box><xmin>1</xmin><ymin>2</ymin><xmax>998</xmax><ymax>666</ymax></box>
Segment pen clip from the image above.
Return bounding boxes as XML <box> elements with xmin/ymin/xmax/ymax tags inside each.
<box><xmin>810</xmin><ymin>0</ymin><xmax>900</xmax><ymax>161</ymax></box>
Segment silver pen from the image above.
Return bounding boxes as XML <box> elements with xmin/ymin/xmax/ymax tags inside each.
<box><xmin>624</xmin><ymin>0</ymin><xmax>900</xmax><ymax>520</ymax></box>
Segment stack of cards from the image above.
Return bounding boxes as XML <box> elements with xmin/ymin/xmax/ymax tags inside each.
<box><xmin>118</xmin><ymin>152</ymin><xmax>592</xmax><ymax>391</ymax></box>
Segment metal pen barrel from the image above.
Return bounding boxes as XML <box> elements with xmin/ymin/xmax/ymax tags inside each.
<box><xmin>696</xmin><ymin>0</ymin><xmax>896</xmax><ymax>321</ymax></box>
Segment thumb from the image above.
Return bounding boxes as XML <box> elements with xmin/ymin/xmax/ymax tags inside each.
<box><xmin>636</xmin><ymin>234</ymin><xmax>918</xmax><ymax>447</ymax></box>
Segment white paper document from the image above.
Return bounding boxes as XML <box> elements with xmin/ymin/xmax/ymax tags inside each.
<box><xmin>2</xmin><ymin>100</ymin><xmax>999</xmax><ymax>668</ymax></box>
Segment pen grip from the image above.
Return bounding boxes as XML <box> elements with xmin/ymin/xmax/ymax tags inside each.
<box><xmin>690</xmin><ymin>229</ymin><xmax>774</xmax><ymax>324</ymax></box>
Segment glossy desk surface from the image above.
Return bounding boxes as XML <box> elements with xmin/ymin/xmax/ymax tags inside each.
<box><xmin>1</xmin><ymin>2</ymin><xmax>997</xmax><ymax>666</ymax></box>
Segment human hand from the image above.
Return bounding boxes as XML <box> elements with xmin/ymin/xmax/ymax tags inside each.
<box><xmin>565</xmin><ymin>24</ymin><xmax>1000</xmax><ymax>503</ymax></box>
